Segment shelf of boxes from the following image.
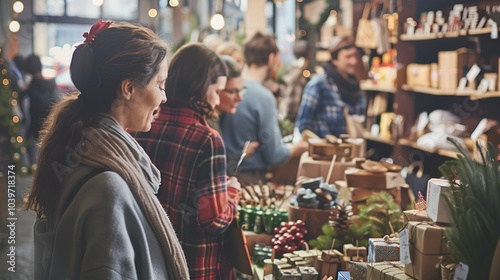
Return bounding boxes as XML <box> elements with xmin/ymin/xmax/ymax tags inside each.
<box><xmin>400</xmin><ymin>27</ymin><xmax>496</xmax><ymax>41</ymax></box>
<box><xmin>402</xmin><ymin>84</ymin><xmax>500</xmax><ymax>99</ymax></box>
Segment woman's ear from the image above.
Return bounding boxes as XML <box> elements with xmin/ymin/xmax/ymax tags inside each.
<box><xmin>268</xmin><ymin>53</ymin><xmax>276</xmax><ymax>67</ymax></box>
<box><xmin>119</xmin><ymin>79</ymin><xmax>134</xmax><ymax>100</ymax></box>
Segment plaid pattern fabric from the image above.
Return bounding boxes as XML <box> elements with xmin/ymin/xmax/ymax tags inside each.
<box><xmin>295</xmin><ymin>73</ymin><xmax>367</xmax><ymax>138</ymax></box>
<box><xmin>134</xmin><ymin>106</ymin><xmax>240</xmax><ymax>280</ymax></box>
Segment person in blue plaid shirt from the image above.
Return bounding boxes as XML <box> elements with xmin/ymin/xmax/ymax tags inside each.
<box><xmin>296</xmin><ymin>36</ymin><xmax>366</xmax><ymax>138</ymax></box>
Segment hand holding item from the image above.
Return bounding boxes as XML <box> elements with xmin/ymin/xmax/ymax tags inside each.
<box><xmin>227</xmin><ymin>176</ymin><xmax>241</xmax><ymax>191</ymax></box>
<box><xmin>244</xmin><ymin>141</ymin><xmax>260</xmax><ymax>159</ymax></box>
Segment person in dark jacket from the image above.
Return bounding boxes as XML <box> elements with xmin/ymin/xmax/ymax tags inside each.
<box><xmin>23</xmin><ymin>54</ymin><xmax>57</xmax><ymax>142</ymax></box>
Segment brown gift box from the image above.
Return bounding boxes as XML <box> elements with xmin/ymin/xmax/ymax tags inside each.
<box><xmin>343</xmin><ymin>244</ymin><xmax>367</xmax><ymax>262</ymax></box>
<box><xmin>406</xmin><ymin>64</ymin><xmax>431</xmax><ymax>87</ymax></box>
<box><xmin>403</xmin><ymin>210</ymin><xmax>431</xmax><ymax>224</ymax></box>
<box><xmin>367</xmin><ymin>262</ymin><xmax>413</xmax><ymax>280</ymax></box>
<box><xmin>351</xmin><ymin>187</ymin><xmax>401</xmax><ymax>214</ymax></box>
<box><xmin>308</xmin><ymin>139</ymin><xmax>353</xmax><ymax>161</ymax></box>
<box><xmin>438</xmin><ymin>48</ymin><xmax>476</xmax><ymax>90</ymax></box>
<box><xmin>320</xmin><ymin>249</ymin><xmax>343</xmax><ymax>278</ymax></box>
<box><xmin>345</xmin><ymin>168</ymin><xmax>406</xmax><ymax>190</ymax></box>
<box><xmin>297</xmin><ymin>153</ymin><xmax>355</xmax><ymax>183</ymax></box>
<box><xmin>404</xmin><ymin>222</ymin><xmax>451</xmax><ymax>280</ymax></box>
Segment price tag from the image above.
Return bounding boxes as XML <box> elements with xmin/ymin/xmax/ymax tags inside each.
<box><xmin>453</xmin><ymin>262</ymin><xmax>469</xmax><ymax>280</ymax></box>
<box><xmin>399</xmin><ymin>227</ymin><xmax>412</xmax><ymax>264</ymax></box>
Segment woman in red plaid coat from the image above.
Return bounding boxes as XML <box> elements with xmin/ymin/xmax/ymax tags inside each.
<box><xmin>134</xmin><ymin>43</ymin><xmax>242</xmax><ymax>279</ymax></box>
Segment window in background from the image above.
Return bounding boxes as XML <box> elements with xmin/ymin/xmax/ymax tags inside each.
<box><xmin>34</xmin><ymin>0</ymin><xmax>64</xmax><ymax>16</ymax></box>
<box><xmin>66</xmin><ymin>0</ymin><xmax>100</xmax><ymax>18</ymax></box>
<box><xmin>103</xmin><ymin>0</ymin><xmax>137</xmax><ymax>20</ymax></box>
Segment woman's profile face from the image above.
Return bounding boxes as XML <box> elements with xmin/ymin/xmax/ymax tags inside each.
<box><xmin>126</xmin><ymin>58</ymin><xmax>168</xmax><ymax>132</ymax></box>
<box><xmin>217</xmin><ymin>76</ymin><xmax>244</xmax><ymax>114</ymax></box>
<box><xmin>206</xmin><ymin>76</ymin><xmax>227</xmax><ymax>109</ymax></box>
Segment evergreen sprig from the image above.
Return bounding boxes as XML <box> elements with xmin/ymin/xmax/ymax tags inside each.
<box><xmin>438</xmin><ymin>138</ymin><xmax>500</xmax><ymax>280</ymax></box>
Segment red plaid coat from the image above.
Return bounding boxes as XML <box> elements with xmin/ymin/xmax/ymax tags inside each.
<box><xmin>134</xmin><ymin>105</ymin><xmax>240</xmax><ymax>279</ymax></box>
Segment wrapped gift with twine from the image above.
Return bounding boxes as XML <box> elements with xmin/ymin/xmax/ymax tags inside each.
<box><xmin>294</xmin><ymin>243</ymin><xmax>322</xmax><ymax>267</ymax></box>
<box><xmin>343</xmin><ymin>241</ymin><xmax>367</xmax><ymax>262</ymax></box>
<box><xmin>317</xmin><ymin>239</ymin><xmax>344</xmax><ymax>278</ymax></box>
<box><xmin>404</xmin><ymin>221</ymin><xmax>451</xmax><ymax>280</ymax></box>
<box><xmin>367</xmin><ymin>262</ymin><xmax>413</xmax><ymax>280</ymax></box>
<box><xmin>368</xmin><ymin>236</ymin><xmax>400</xmax><ymax>263</ymax></box>
<box><xmin>403</xmin><ymin>209</ymin><xmax>431</xmax><ymax>224</ymax></box>
<box><xmin>346</xmin><ymin>261</ymin><xmax>367</xmax><ymax>280</ymax></box>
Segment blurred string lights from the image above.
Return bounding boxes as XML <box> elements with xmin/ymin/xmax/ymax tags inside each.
<box><xmin>0</xmin><ymin>1</ymin><xmax>29</xmax><ymax>173</ymax></box>
<box><xmin>210</xmin><ymin>0</ymin><xmax>225</xmax><ymax>30</ymax></box>
<box><xmin>9</xmin><ymin>1</ymin><xmax>24</xmax><ymax>33</ymax></box>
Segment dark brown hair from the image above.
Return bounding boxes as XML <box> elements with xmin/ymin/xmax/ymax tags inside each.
<box><xmin>165</xmin><ymin>43</ymin><xmax>227</xmax><ymax>117</ymax></box>
<box><xmin>243</xmin><ymin>32</ymin><xmax>278</xmax><ymax>67</ymax></box>
<box><xmin>25</xmin><ymin>21</ymin><xmax>169</xmax><ymax>215</ymax></box>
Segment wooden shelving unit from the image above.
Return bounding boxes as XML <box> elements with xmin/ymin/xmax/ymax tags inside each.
<box><xmin>400</xmin><ymin>27</ymin><xmax>495</xmax><ymax>41</ymax></box>
<box><xmin>360</xmin><ymin>80</ymin><xmax>396</xmax><ymax>94</ymax></box>
<box><xmin>398</xmin><ymin>138</ymin><xmax>458</xmax><ymax>159</ymax></box>
<box><xmin>392</xmin><ymin>0</ymin><xmax>500</xmax><ymax>170</ymax></box>
<box><xmin>402</xmin><ymin>84</ymin><xmax>500</xmax><ymax>99</ymax></box>
<box><xmin>363</xmin><ymin>132</ymin><xmax>396</xmax><ymax>146</ymax></box>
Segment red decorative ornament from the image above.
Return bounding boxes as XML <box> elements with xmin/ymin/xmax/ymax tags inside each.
<box><xmin>82</xmin><ymin>20</ymin><xmax>112</xmax><ymax>43</ymax></box>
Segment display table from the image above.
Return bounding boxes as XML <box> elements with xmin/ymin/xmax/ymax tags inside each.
<box><xmin>297</xmin><ymin>152</ymin><xmax>356</xmax><ymax>183</ymax></box>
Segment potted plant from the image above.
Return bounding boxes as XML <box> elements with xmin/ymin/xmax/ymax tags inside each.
<box><xmin>439</xmin><ymin>139</ymin><xmax>500</xmax><ymax>280</ymax></box>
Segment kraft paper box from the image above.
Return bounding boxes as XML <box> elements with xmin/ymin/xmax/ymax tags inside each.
<box><xmin>320</xmin><ymin>250</ymin><xmax>343</xmax><ymax>278</ymax></box>
<box><xmin>343</xmin><ymin>244</ymin><xmax>367</xmax><ymax>262</ymax></box>
<box><xmin>403</xmin><ymin>210</ymin><xmax>431</xmax><ymax>224</ymax></box>
<box><xmin>308</xmin><ymin>139</ymin><xmax>353</xmax><ymax>161</ymax></box>
<box><xmin>404</xmin><ymin>222</ymin><xmax>451</xmax><ymax>280</ymax></box>
<box><xmin>294</xmin><ymin>249</ymin><xmax>322</xmax><ymax>267</ymax></box>
<box><xmin>426</xmin><ymin>179</ymin><xmax>452</xmax><ymax>224</ymax></box>
<box><xmin>297</xmin><ymin>153</ymin><xmax>355</xmax><ymax>183</ymax></box>
<box><xmin>368</xmin><ymin>238</ymin><xmax>400</xmax><ymax>263</ymax></box>
<box><xmin>347</xmin><ymin>261</ymin><xmax>367</xmax><ymax>280</ymax></box>
<box><xmin>297</xmin><ymin>266</ymin><xmax>319</xmax><ymax>280</ymax></box>
<box><xmin>438</xmin><ymin>48</ymin><xmax>476</xmax><ymax>90</ymax></box>
<box><xmin>345</xmin><ymin>169</ymin><xmax>406</xmax><ymax>190</ymax></box>
<box><xmin>351</xmin><ymin>187</ymin><xmax>401</xmax><ymax>214</ymax></box>
<box><xmin>367</xmin><ymin>262</ymin><xmax>413</xmax><ymax>280</ymax></box>
<box><xmin>406</xmin><ymin>64</ymin><xmax>431</xmax><ymax>87</ymax></box>
<box><xmin>278</xmin><ymin>268</ymin><xmax>301</xmax><ymax>279</ymax></box>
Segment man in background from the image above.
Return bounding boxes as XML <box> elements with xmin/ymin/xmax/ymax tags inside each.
<box><xmin>220</xmin><ymin>32</ymin><xmax>307</xmax><ymax>185</ymax></box>
<box><xmin>296</xmin><ymin>36</ymin><xmax>366</xmax><ymax>138</ymax></box>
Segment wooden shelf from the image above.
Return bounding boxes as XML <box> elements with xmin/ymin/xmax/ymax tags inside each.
<box><xmin>401</xmin><ymin>84</ymin><xmax>454</xmax><ymax>95</ymax></box>
<box><xmin>363</xmin><ymin>132</ymin><xmax>396</xmax><ymax>145</ymax></box>
<box><xmin>398</xmin><ymin>138</ymin><xmax>458</xmax><ymax>158</ymax></box>
<box><xmin>400</xmin><ymin>33</ymin><xmax>437</xmax><ymax>41</ymax></box>
<box><xmin>469</xmin><ymin>92</ymin><xmax>500</xmax><ymax>100</ymax></box>
<box><xmin>402</xmin><ymin>84</ymin><xmax>500</xmax><ymax>99</ymax></box>
<box><xmin>400</xmin><ymin>27</ymin><xmax>495</xmax><ymax>41</ymax></box>
<box><xmin>360</xmin><ymin>80</ymin><xmax>396</xmax><ymax>93</ymax></box>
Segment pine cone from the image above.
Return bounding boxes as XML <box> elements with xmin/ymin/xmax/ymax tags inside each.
<box><xmin>329</xmin><ymin>204</ymin><xmax>353</xmax><ymax>236</ymax></box>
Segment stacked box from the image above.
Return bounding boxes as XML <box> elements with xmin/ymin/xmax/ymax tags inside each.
<box><xmin>426</xmin><ymin>179</ymin><xmax>452</xmax><ymax>224</ymax></box>
<box><xmin>346</xmin><ymin>261</ymin><xmax>367</xmax><ymax>280</ymax></box>
<box><xmin>367</xmin><ymin>262</ymin><xmax>413</xmax><ymax>280</ymax></box>
<box><xmin>438</xmin><ymin>48</ymin><xmax>476</xmax><ymax>90</ymax></box>
<box><xmin>368</xmin><ymin>238</ymin><xmax>400</xmax><ymax>263</ymax></box>
<box><xmin>402</xmin><ymin>210</ymin><xmax>431</xmax><ymax>224</ymax></box>
<box><xmin>404</xmin><ymin>222</ymin><xmax>451</xmax><ymax>279</ymax></box>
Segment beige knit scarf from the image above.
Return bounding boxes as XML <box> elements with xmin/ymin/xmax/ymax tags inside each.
<box><xmin>79</xmin><ymin>114</ymin><xmax>189</xmax><ymax>279</ymax></box>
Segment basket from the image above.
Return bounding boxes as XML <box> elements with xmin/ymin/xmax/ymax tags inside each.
<box><xmin>288</xmin><ymin>205</ymin><xmax>338</xmax><ymax>241</ymax></box>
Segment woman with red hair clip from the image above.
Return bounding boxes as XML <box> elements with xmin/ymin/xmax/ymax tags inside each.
<box><xmin>26</xmin><ymin>20</ymin><xmax>189</xmax><ymax>280</ymax></box>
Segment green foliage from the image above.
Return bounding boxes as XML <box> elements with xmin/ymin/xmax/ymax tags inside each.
<box><xmin>309</xmin><ymin>192</ymin><xmax>403</xmax><ymax>251</ymax></box>
<box><xmin>278</xmin><ymin>118</ymin><xmax>295</xmax><ymax>140</ymax></box>
<box><xmin>438</xmin><ymin>138</ymin><xmax>500</xmax><ymax>280</ymax></box>
<box><xmin>356</xmin><ymin>192</ymin><xmax>404</xmax><ymax>238</ymax></box>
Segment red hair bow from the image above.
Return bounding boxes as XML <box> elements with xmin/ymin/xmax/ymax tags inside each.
<box><xmin>83</xmin><ymin>20</ymin><xmax>112</xmax><ymax>43</ymax></box>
